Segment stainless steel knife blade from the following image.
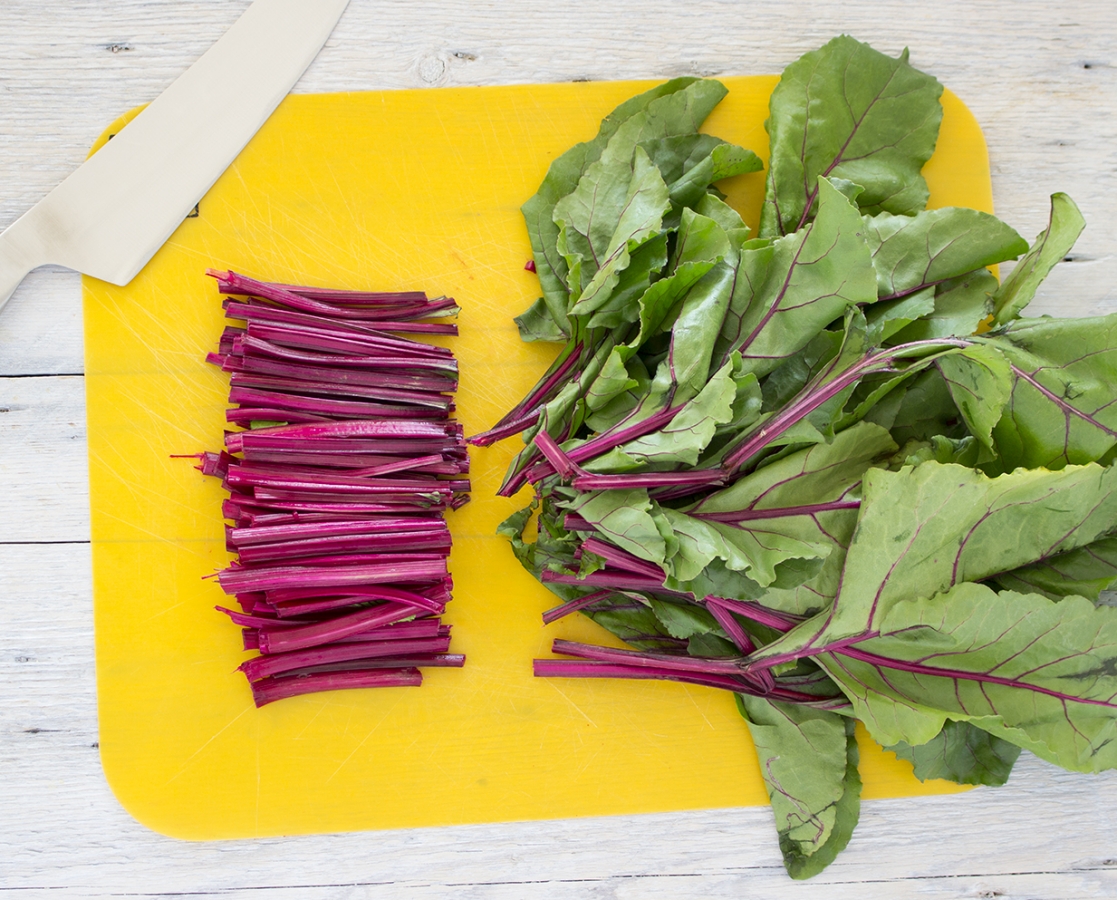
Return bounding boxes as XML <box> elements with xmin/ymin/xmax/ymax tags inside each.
<box><xmin>0</xmin><ymin>0</ymin><xmax>350</xmax><ymax>310</ymax></box>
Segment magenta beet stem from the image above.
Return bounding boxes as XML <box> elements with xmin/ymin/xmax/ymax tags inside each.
<box><xmin>532</xmin><ymin>430</ymin><xmax>584</xmax><ymax>479</ymax></box>
<box><xmin>266</xmin><ymin>581</ymin><xmax>450</xmax><ymax>610</ymax></box>
<box><xmin>223</xmin><ymin>299</ymin><xmax>454</xmax><ymax>343</ymax></box>
<box><xmin>534</xmin><ymin>656</ymin><xmax>837</xmax><ymax>705</ymax></box>
<box><xmin>466</xmin><ymin>411</ymin><xmax>541</xmax><ymax>448</ymax></box>
<box><xmin>468</xmin><ymin>342</ymin><xmax>584</xmax><ymax>446</ymax></box>
<box><xmin>227</xmin><ymin>408</ymin><xmax>331</xmax><ymax>426</ymax></box>
<box><xmin>215</xmin><ymin>607</ymin><xmax>314</xmax><ymax>628</ymax></box>
<box><xmin>223</xmin><ymin>354</ymin><xmax>458</xmax><ymax>392</ymax></box>
<box><xmin>571</xmin><ymin>469</ymin><xmax>725</xmax><ymax>490</ymax></box>
<box><xmin>530</xmin><ymin>403</ymin><xmax>683</xmax><ymax>480</ymax></box>
<box><xmin>217</xmin><ymin>558</ymin><xmax>448</xmax><ymax>594</ymax></box>
<box><xmin>550</xmin><ymin>638</ymin><xmax>743</xmax><ymax>676</ymax></box>
<box><xmin>249</xmin><ymin>667</ymin><xmax>422</xmax><ymax>707</ymax></box>
<box><xmin>230</xmin><ymin>517</ymin><xmax>447</xmax><ymax>547</ymax></box>
<box><xmin>262</xmin><ymin>281</ymin><xmax>429</xmax><ymax>305</ymax></box>
<box><xmin>280</xmin><ymin>654</ymin><xmax>465</xmax><ymax>677</ymax></box>
<box><xmin>704</xmin><ymin>596</ymin><xmax>803</xmax><ymax>632</ymax></box>
<box><xmin>210</xmin><ymin>270</ymin><xmax>429</xmax><ymax>326</ymax></box>
<box><xmin>228</xmin><ymin>372</ymin><xmax>453</xmax><ymax>410</ymax></box>
<box><xmin>348</xmin><ymin>454</ymin><xmax>449</xmax><ymax>477</ymax></box>
<box><xmin>705</xmin><ymin>597</ymin><xmax>756</xmax><ymax>655</ymax></box>
<box><xmin>579</xmin><ymin>538</ymin><xmax>665</xmax><ymax>581</ymax></box>
<box><xmin>541</xmin><ymin>569</ymin><xmax>672</xmax><ymax>593</ymax></box>
<box><xmin>240</xmin><ymin>635</ymin><xmax>453</xmax><ymax>682</ymax></box>
<box><xmin>258</xmin><ymin>601</ymin><xmax>421</xmax><ymax>654</ymax></box>
<box><xmin>533</xmin><ymin>658</ymin><xmax>754</xmax><ymax>693</ymax></box>
<box><xmin>228</xmin><ymin>386</ymin><xmax>448</xmax><ymax>420</ymax></box>
<box><xmin>541</xmin><ymin>589</ymin><xmax>612</xmax><ymax>625</ymax></box>
<box><xmin>246</xmin><ymin>321</ymin><xmax>449</xmax><ymax>360</ymax></box>
<box><xmin>234</xmin><ymin>531</ymin><xmax>452</xmax><ymax>565</ymax></box>
<box><xmin>239</xmin><ymin>334</ymin><xmax>457</xmax><ymax>373</ymax></box>
<box><xmin>250</xmin><ymin>618</ymin><xmax>448</xmax><ymax>645</ymax></box>
<box><xmin>692</xmin><ymin>499</ymin><xmax>862</xmax><ymax>523</ymax></box>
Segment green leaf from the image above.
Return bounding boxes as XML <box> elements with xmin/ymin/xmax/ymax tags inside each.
<box><xmin>825</xmin><ymin>584</ymin><xmax>1117</xmax><ymax>770</ymax></box>
<box><xmin>990</xmin><ymin>535</ymin><xmax>1117</xmax><ymax>602</ymax></box>
<box><xmin>761</xmin><ymin>36</ymin><xmax>943</xmax><ymax>237</ymax></box>
<box><xmin>600</xmin><ymin>79</ymin><xmax>730</xmax><ymax>168</ymax></box>
<box><xmin>696</xmin><ymin>193</ymin><xmax>752</xmax><ymax>246</ymax></box>
<box><xmin>646</xmin><ymin>259</ymin><xmax>739</xmax><ymax>407</ymax></box>
<box><xmin>691</xmin><ymin>421</ymin><xmax>896</xmax><ymax>516</ymax></box>
<box><xmin>600</xmin><ymin>356</ymin><xmax>750</xmax><ymax>469</ymax></box>
<box><xmin>584</xmin><ymin>593</ymin><xmax>678</xmax><ymax>651</ymax></box>
<box><xmin>583</xmin><ymin>355</ymin><xmax>653</xmax><ymax>433</ymax></box>
<box><xmin>627</xmin><ymin>261</ymin><xmax>717</xmax><ymax>350</ymax></box>
<box><xmin>640</xmin><ymin>134</ymin><xmax>762</xmax><ymax>216</ymax></box>
<box><xmin>657</xmin><ymin>504</ymin><xmax>832</xmax><ymax>589</ymax></box>
<box><xmin>868</xmin><ymin>368</ymin><xmax>964</xmax><ymax>444</ymax></box>
<box><xmin>585</xmin><ymin>346</ymin><xmax>640</xmax><ymax>413</ymax></box>
<box><xmin>751</xmin><ymin>461</ymin><xmax>1117</xmax><ymax>670</ymax></box>
<box><xmin>514</xmin><ymin>296</ymin><xmax>568</xmax><ymax>342</ymax></box>
<box><xmin>934</xmin><ymin>342</ymin><xmax>1012</xmax><ymax>457</ymax></box>
<box><xmin>562</xmin><ymin>488</ymin><xmax>666</xmax><ymax>565</ymax></box>
<box><xmin>865</xmin><ymin>288</ymin><xmax>936</xmax><ymax>343</ymax></box>
<box><xmin>585</xmin><ymin>233</ymin><xmax>671</xmax><ymax>329</ymax></box>
<box><xmin>886</xmin><ymin>719</ymin><xmax>1021</xmax><ymax>786</ymax></box>
<box><xmin>992</xmin><ymin>193</ymin><xmax>1086</xmax><ymax>325</ymax></box>
<box><xmin>988</xmin><ymin>314</ymin><xmax>1117</xmax><ymax>470</ymax></box>
<box><xmin>890</xmin><ymin>270</ymin><xmax>997</xmax><ymax>342</ymax></box>
<box><xmin>715</xmin><ymin>177</ymin><xmax>878</xmax><ymax>379</ymax></box>
<box><xmin>668</xmin><ymin>556</ymin><xmax>766</xmax><ymax>603</ymax></box>
<box><xmin>614</xmin><ymin>430</ymin><xmax>891</xmax><ymax>601</ymax></box>
<box><xmin>520</xmin><ymin>78</ymin><xmax>719</xmax><ymax>331</ymax></box>
<box><xmin>694</xmin><ymin>422</ymin><xmax>896</xmax><ymax>616</ymax></box>
<box><xmin>649</xmin><ymin>596</ymin><xmax>720</xmax><ymax>639</ymax></box>
<box><xmin>558</xmin><ymin>146</ymin><xmax>671</xmax><ymax>315</ymax></box>
<box><xmin>688</xmin><ymin>631</ymin><xmax>740</xmax><ymax>657</ymax></box>
<box><xmin>865</xmin><ymin>207</ymin><xmax>1028</xmax><ymax>299</ymax></box>
<box><xmin>738</xmin><ymin>697</ymin><xmax>861</xmax><ymax>879</ymax></box>
<box><xmin>760</xmin><ymin>328</ymin><xmax>845</xmax><ymax>413</ymax></box>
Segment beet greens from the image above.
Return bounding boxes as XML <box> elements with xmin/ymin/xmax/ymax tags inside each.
<box><xmin>477</xmin><ymin>35</ymin><xmax>1117</xmax><ymax>879</ymax></box>
<box><xmin>194</xmin><ymin>270</ymin><xmax>467</xmax><ymax>707</ymax></box>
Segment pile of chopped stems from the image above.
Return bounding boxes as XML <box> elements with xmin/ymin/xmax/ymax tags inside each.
<box><xmin>478</xmin><ymin>36</ymin><xmax>1117</xmax><ymax>879</ymax></box>
<box><xmin>198</xmin><ymin>269</ymin><xmax>468</xmax><ymax>707</ymax></box>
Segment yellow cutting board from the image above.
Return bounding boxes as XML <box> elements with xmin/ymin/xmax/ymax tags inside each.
<box><xmin>84</xmin><ymin>77</ymin><xmax>987</xmax><ymax>839</ymax></box>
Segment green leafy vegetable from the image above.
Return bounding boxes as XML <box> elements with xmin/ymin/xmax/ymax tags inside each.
<box><xmin>738</xmin><ymin>696</ymin><xmax>861</xmax><ymax>879</ymax></box>
<box><xmin>992</xmin><ymin>192</ymin><xmax>1086</xmax><ymax>325</ymax></box>
<box><xmin>475</xmin><ymin>36</ymin><xmax>1116</xmax><ymax>880</ymax></box>
<box><xmin>887</xmin><ymin>720</ymin><xmax>1021</xmax><ymax>787</ymax></box>
<box><xmin>760</xmin><ymin>35</ymin><xmax>943</xmax><ymax>237</ymax></box>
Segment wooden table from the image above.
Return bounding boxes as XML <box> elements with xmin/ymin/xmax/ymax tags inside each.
<box><xmin>2</xmin><ymin>2</ymin><xmax>1115</xmax><ymax>896</ymax></box>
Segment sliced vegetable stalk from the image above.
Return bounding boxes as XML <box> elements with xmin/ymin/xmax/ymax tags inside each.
<box><xmin>192</xmin><ymin>270</ymin><xmax>468</xmax><ymax>707</ymax></box>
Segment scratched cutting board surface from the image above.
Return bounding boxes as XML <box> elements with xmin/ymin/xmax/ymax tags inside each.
<box><xmin>83</xmin><ymin>77</ymin><xmax>986</xmax><ymax>840</ymax></box>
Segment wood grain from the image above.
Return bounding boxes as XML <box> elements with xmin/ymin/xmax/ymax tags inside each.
<box><xmin>1</xmin><ymin>1</ymin><xmax>1116</xmax><ymax>895</ymax></box>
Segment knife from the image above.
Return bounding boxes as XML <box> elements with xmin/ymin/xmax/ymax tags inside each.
<box><xmin>0</xmin><ymin>0</ymin><xmax>350</xmax><ymax>312</ymax></box>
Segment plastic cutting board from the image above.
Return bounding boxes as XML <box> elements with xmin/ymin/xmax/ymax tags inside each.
<box><xmin>84</xmin><ymin>77</ymin><xmax>987</xmax><ymax>839</ymax></box>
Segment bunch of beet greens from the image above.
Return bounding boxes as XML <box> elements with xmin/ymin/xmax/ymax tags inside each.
<box><xmin>475</xmin><ymin>35</ymin><xmax>1117</xmax><ymax>879</ymax></box>
<box><xmin>198</xmin><ymin>269</ymin><xmax>468</xmax><ymax>708</ymax></box>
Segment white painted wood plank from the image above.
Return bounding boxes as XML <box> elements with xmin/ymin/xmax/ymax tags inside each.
<box><xmin>0</xmin><ymin>269</ymin><xmax>85</xmax><ymax>377</ymax></box>
<box><xmin>0</xmin><ymin>2</ymin><xmax>1113</xmax><ymax>375</ymax></box>
<box><xmin>2</xmin><ymin>545</ymin><xmax>1116</xmax><ymax>896</ymax></box>
<box><xmin>0</xmin><ymin>375</ymin><xmax>89</xmax><ymax>542</ymax></box>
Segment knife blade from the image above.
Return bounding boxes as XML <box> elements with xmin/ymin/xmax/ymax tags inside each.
<box><xmin>0</xmin><ymin>0</ymin><xmax>350</xmax><ymax>311</ymax></box>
